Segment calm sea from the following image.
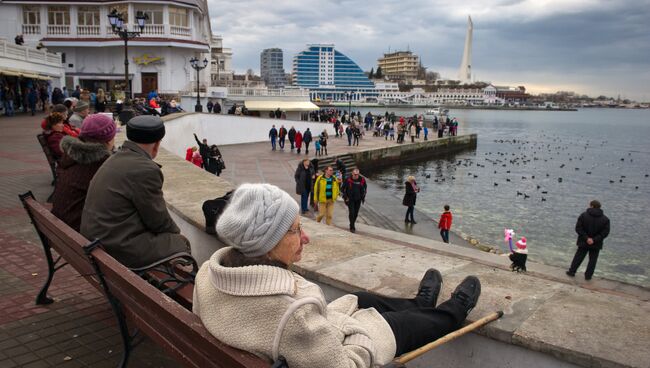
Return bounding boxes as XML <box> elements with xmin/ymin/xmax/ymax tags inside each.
<box><xmin>362</xmin><ymin>108</ymin><xmax>650</xmax><ymax>287</ymax></box>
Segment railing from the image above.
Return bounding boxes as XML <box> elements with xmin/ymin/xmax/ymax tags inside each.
<box><xmin>77</xmin><ymin>25</ymin><xmax>100</xmax><ymax>36</ymax></box>
<box><xmin>227</xmin><ymin>87</ymin><xmax>310</xmax><ymax>97</ymax></box>
<box><xmin>47</xmin><ymin>25</ymin><xmax>70</xmax><ymax>35</ymax></box>
<box><xmin>0</xmin><ymin>40</ymin><xmax>62</xmax><ymax>68</ymax></box>
<box><xmin>170</xmin><ymin>25</ymin><xmax>191</xmax><ymax>36</ymax></box>
<box><xmin>22</xmin><ymin>24</ymin><xmax>40</xmax><ymax>35</ymax></box>
<box><xmin>142</xmin><ymin>24</ymin><xmax>165</xmax><ymax>35</ymax></box>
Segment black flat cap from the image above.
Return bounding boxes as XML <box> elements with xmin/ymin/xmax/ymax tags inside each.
<box><xmin>126</xmin><ymin>115</ymin><xmax>166</xmax><ymax>143</ymax></box>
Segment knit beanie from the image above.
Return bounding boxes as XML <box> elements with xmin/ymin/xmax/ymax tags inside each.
<box><xmin>516</xmin><ymin>237</ymin><xmax>527</xmax><ymax>250</ymax></box>
<box><xmin>216</xmin><ymin>183</ymin><xmax>299</xmax><ymax>257</ymax></box>
<box><xmin>79</xmin><ymin>114</ymin><xmax>116</xmax><ymax>142</ymax></box>
<box><xmin>74</xmin><ymin>101</ymin><xmax>89</xmax><ymax>113</ymax></box>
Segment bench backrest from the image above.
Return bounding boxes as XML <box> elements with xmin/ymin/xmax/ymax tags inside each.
<box><xmin>21</xmin><ymin>194</ymin><xmax>269</xmax><ymax>368</ymax></box>
<box><xmin>36</xmin><ymin>133</ymin><xmax>58</xmax><ymax>182</ymax></box>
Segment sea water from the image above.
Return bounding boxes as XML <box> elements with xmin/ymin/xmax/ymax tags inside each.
<box><xmin>363</xmin><ymin>108</ymin><xmax>650</xmax><ymax>287</ymax></box>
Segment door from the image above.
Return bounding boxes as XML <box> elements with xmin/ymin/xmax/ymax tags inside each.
<box><xmin>141</xmin><ymin>73</ymin><xmax>158</xmax><ymax>95</ymax></box>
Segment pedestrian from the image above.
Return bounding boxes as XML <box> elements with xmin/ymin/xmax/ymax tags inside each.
<box><xmin>288</xmin><ymin>126</ymin><xmax>296</xmax><ymax>151</ymax></box>
<box><xmin>206</xmin><ymin>100</ymin><xmax>214</xmax><ymax>113</ymax></box>
<box><xmin>303</xmin><ymin>128</ymin><xmax>312</xmax><ymax>155</ymax></box>
<box><xmin>43</xmin><ymin>112</ymin><xmax>67</xmax><ymax>160</ymax></box>
<box><xmin>410</xmin><ymin>123</ymin><xmax>416</xmax><ymax>143</ymax></box>
<box><xmin>424</xmin><ymin>126</ymin><xmax>429</xmax><ymax>141</ymax></box>
<box><xmin>353</xmin><ymin>126</ymin><xmax>361</xmax><ymax>146</ymax></box>
<box><xmin>194</xmin><ymin>133</ymin><xmax>210</xmax><ymax>170</ymax></box>
<box><xmin>2</xmin><ymin>86</ymin><xmax>15</xmax><ymax>116</ymax></box>
<box><xmin>69</xmin><ymin>101</ymin><xmax>90</xmax><ymax>129</ymax></box>
<box><xmin>278</xmin><ymin>125</ymin><xmax>287</xmax><ymax>149</ymax></box>
<box><xmin>51</xmin><ymin>114</ymin><xmax>116</xmax><ymax>231</ymax></box>
<box><xmin>509</xmin><ymin>237</ymin><xmax>528</xmax><ymax>272</ymax></box>
<box><xmin>193</xmin><ymin>183</ymin><xmax>483</xmax><ymax>368</ymax></box>
<box><xmin>191</xmin><ymin>150</ymin><xmax>203</xmax><ymax>168</ymax></box>
<box><xmin>313</xmin><ymin>166</ymin><xmax>341</xmax><ymax>225</ymax></box>
<box><xmin>95</xmin><ymin>88</ymin><xmax>107</xmax><ymax>112</ymax></box>
<box><xmin>269</xmin><ymin>124</ymin><xmax>278</xmax><ymax>151</ymax></box>
<box><xmin>315</xmin><ymin>140</ymin><xmax>321</xmax><ymax>156</ymax></box>
<box><xmin>438</xmin><ymin>205</ymin><xmax>452</xmax><ymax>243</ymax></box>
<box><xmin>205</xmin><ymin>144</ymin><xmax>224</xmax><ymax>176</ymax></box>
<box><xmin>294</xmin><ymin>159</ymin><xmax>315</xmax><ymax>214</ymax></box>
<box><xmin>27</xmin><ymin>88</ymin><xmax>38</xmax><ymax>116</ymax></box>
<box><xmin>403</xmin><ymin>175</ymin><xmax>420</xmax><ymax>224</ymax></box>
<box><xmin>342</xmin><ymin>169</ymin><xmax>367</xmax><ymax>233</ymax></box>
<box><xmin>566</xmin><ymin>200</ymin><xmax>610</xmax><ymax>280</ymax></box>
<box><xmin>345</xmin><ymin>126</ymin><xmax>352</xmax><ymax>146</ymax></box>
<box><xmin>295</xmin><ymin>130</ymin><xmax>303</xmax><ymax>154</ymax></box>
<box><xmin>213</xmin><ymin>101</ymin><xmax>222</xmax><ymax>114</ymax></box>
<box><xmin>437</xmin><ymin>120</ymin><xmax>445</xmax><ymax>138</ymax></box>
<box><xmin>335</xmin><ymin>156</ymin><xmax>347</xmax><ymax>179</ymax></box>
<box><xmin>39</xmin><ymin>85</ymin><xmax>49</xmax><ymax>112</ymax></box>
<box><xmin>320</xmin><ymin>129</ymin><xmax>328</xmax><ymax>156</ymax></box>
<box><xmin>81</xmin><ymin>115</ymin><xmax>191</xmax><ymax>268</ymax></box>
<box><xmin>186</xmin><ymin>146</ymin><xmax>196</xmax><ymax>162</ymax></box>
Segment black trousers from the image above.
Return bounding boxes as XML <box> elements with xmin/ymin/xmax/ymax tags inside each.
<box><xmin>304</xmin><ymin>141</ymin><xmax>310</xmax><ymax>154</ymax></box>
<box><xmin>348</xmin><ymin>200</ymin><xmax>362</xmax><ymax>228</ymax></box>
<box><xmin>569</xmin><ymin>247</ymin><xmax>600</xmax><ymax>278</ymax></box>
<box><xmin>405</xmin><ymin>206</ymin><xmax>415</xmax><ymax>222</ymax></box>
<box><xmin>354</xmin><ymin>291</ymin><xmax>466</xmax><ymax>356</ymax></box>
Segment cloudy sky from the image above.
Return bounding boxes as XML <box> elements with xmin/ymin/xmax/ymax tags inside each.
<box><xmin>206</xmin><ymin>0</ymin><xmax>650</xmax><ymax>101</ymax></box>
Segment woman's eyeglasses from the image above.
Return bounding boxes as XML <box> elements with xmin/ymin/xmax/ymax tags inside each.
<box><xmin>287</xmin><ymin>224</ymin><xmax>302</xmax><ymax>235</ymax></box>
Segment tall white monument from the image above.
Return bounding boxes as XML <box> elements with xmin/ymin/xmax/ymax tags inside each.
<box><xmin>458</xmin><ymin>16</ymin><xmax>473</xmax><ymax>84</ymax></box>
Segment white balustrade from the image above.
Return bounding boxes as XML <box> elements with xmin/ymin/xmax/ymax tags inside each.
<box><xmin>47</xmin><ymin>25</ymin><xmax>71</xmax><ymax>35</ymax></box>
<box><xmin>170</xmin><ymin>25</ymin><xmax>191</xmax><ymax>36</ymax></box>
<box><xmin>22</xmin><ymin>24</ymin><xmax>40</xmax><ymax>35</ymax></box>
<box><xmin>77</xmin><ymin>25</ymin><xmax>100</xmax><ymax>36</ymax></box>
<box><xmin>142</xmin><ymin>24</ymin><xmax>165</xmax><ymax>35</ymax></box>
<box><xmin>0</xmin><ymin>40</ymin><xmax>61</xmax><ymax>67</ymax></box>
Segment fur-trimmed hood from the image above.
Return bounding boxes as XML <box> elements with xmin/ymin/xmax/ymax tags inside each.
<box><xmin>59</xmin><ymin>135</ymin><xmax>110</xmax><ymax>166</ymax></box>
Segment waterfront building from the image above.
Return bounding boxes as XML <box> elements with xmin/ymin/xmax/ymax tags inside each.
<box><xmin>260</xmin><ymin>48</ymin><xmax>286</xmax><ymax>88</ymax></box>
<box><xmin>458</xmin><ymin>16</ymin><xmax>473</xmax><ymax>84</ymax></box>
<box><xmin>495</xmin><ymin>86</ymin><xmax>529</xmax><ymax>104</ymax></box>
<box><xmin>292</xmin><ymin>44</ymin><xmax>376</xmax><ymax>102</ymax></box>
<box><xmin>0</xmin><ymin>0</ymin><xmax>212</xmax><ymax>96</ymax></box>
<box><xmin>209</xmin><ymin>34</ymin><xmax>234</xmax><ymax>87</ymax></box>
<box><xmin>0</xmin><ymin>39</ymin><xmax>65</xmax><ymax>90</ymax></box>
<box><xmin>377</xmin><ymin>50</ymin><xmax>419</xmax><ymax>81</ymax></box>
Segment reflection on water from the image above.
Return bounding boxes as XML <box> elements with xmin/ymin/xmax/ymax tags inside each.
<box><xmin>365</xmin><ymin>108</ymin><xmax>650</xmax><ymax>287</ymax></box>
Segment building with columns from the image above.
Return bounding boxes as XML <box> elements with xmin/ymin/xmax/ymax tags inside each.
<box><xmin>0</xmin><ymin>0</ymin><xmax>213</xmax><ymax>96</ymax></box>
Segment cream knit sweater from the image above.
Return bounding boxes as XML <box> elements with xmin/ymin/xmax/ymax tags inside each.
<box><xmin>193</xmin><ymin>247</ymin><xmax>397</xmax><ymax>368</ymax></box>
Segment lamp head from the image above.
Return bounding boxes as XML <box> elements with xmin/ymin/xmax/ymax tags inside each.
<box><xmin>203</xmin><ymin>58</ymin><xmax>209</xmax><ymax>67</ymax></box>
<box><xmin>136</xmin><ymin>11</ymin><xmax>147</xmax><ymax>31</ymax></box>
<box><xmin>190</xmin><ymin>57</ymin><xmax>198</xmax><ymax>68</ymax></box>
<box><xmin>116</xmin><ymin>16</ymin><xmax>124</xmax><ymax>29</ymax></box>
<box><xmin>108</xmin><ymin>9</ymin><xmax>119</xmax><ymax>29</ymax></box>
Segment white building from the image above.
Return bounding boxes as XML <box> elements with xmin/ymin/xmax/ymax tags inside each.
<box><xmin>0</xmin><ymin>39</ymin><xmax>65</xmax><ymax>88</ymax></box>
<box><xmin>0</xmin><ymin>0</ymin><xmax>213</xmax><ymax>95</ymax></box>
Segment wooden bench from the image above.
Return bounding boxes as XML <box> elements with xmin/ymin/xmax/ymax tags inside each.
<box><xmin>19</xmin><ymin>191</ymin><xmax>270</xmax><ymax>368</ymax></box>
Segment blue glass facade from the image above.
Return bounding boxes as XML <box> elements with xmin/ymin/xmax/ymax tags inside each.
<box><xmin>292</xmin><ymin>44</ymin><xmax>375</xmax><ymax>96</ymax></box>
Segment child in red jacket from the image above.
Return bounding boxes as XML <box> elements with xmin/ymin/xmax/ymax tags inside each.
<box><xmin>438</xmin><ymin>205</ymin><xmax>452</xmax><ymax>243</ymax></box>
<box><xmin>191</xmin><ymin>150</ymin><xmax>203</xmax><ymax>168</ymax></box>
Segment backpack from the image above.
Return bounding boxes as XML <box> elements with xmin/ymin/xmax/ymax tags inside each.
<box><xmin>201</xmin><ymin>190</ymin><xmax>234</xmax><ymax>234</ymax></box>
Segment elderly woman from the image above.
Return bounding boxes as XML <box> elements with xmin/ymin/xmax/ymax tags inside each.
<box><xmin>194</xmin><ymin>183</ymin><xmax>481</xmax><ymax>368</ymax></box>
<box><xmin>403</xmin><ymin>175</ymin><xmax>420</xmax><ymax>224</ymax></box>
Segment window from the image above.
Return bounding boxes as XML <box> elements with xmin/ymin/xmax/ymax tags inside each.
<box><xmin>48</xmin><ymin>6</ymin><xmax>70</xmax><ymax>25</ymax></box>
<box><xmin>136</xmin><ymin>5</ymin><xmax>163</xmax><ymax>24</ymax></box>
<box><xmin>23</xmin><ymin>5</ymin><xmax>40</xmax><ymax>25</ymax></box>
<box><xmin>78</xmin><ymin>6</ymin><xmax>99</xmax><ymax>26</ymax></box>
<box><xmin>169</xmin><ymin>7</ymin><xmax>188</xmax><ymax>27</ymax></box>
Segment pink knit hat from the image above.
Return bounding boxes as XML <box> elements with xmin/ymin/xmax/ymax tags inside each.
<box><xmin>79</xmin><ymin>114</ymin><xmax>116</xmax><ymax>142</ymax></box>
<box><xmin>516</xmin><ymin>237</ymin><xmax>527</xmax><ymax>250</ymax></box>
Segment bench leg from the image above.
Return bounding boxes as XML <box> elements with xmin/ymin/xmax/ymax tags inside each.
<box><xmin>35</xmin><ymin>239</ymin><xmax>56</xmax><ymax>305</ymax></box>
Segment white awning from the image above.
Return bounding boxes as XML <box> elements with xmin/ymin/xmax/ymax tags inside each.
<box><xmin>244</xmin><ymin>100</ymin><xmax>319</xmax><ymax>111</ymax></box>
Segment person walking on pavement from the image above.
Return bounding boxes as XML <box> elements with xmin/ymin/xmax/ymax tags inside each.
<box><xmin>294</xmin><ymin>159</ymin><xmax>315</xmax><ymax>214</ymax></box>
<box><xmin>288</xmin><ymin>126</ymin><xmax>296</xmax><ymax>151</ymax></box>
<box><xmin>303</xmin><ymin>128</ymin><xmax>313</xmax><ymax>155</ymax></box>
<box><xmin>438</xmin><ymin>205</ymin><xmax>453</xmax><ymax>243</ymax></box>
<box><xmin>566</xmin><ymin>200</ymin><xmax>610</xmax><ymax>280</ymax></box>
<box><xmin>313</xmin><ymin>166</ymin><xmax>341</xmax><ymax>225</ymax></box>
<box><xmin>345</xmin><ymin>125</ymin><xmax>353</xmax><ymax>146</ymax></box>
<box><xmin>278</xmin><ymin>125</ymin><xmax>287</xmax><ymax>150</ymax></box>
<box><xmin>335</xmin><ymin>156</ymin><xmax>347</xmax><ymax>180</ymax></box>
<box><xmin>269</xmin><ymin>125</ymin><xmax>278</xmax><ymax>151</ymax></box>
<box><xmin>403</xmin><ymin>175</ymin><xmax>420</xmax><ymax>224</ymax></box>
<box><xmin>295</xmin><ymin>130</ymin><xmax>303</xmax><ymax>154</ymax></box>
<box><xmin>194</xmin><ymin>133</ymin><xmax>210</xmax><ymax>170</ymax></box>
<box><xmin>342</xmin><ymin>169</ymin><xmax>367</xmax><ymax>233</ymax></box>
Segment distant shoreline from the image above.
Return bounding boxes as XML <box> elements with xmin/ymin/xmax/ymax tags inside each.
<box><xmin>319</xmin><ymin>102</ymin><xmax>578</xmax><ymax>111</ymax></box>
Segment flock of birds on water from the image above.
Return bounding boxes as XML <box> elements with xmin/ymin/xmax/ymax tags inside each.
<box><xmin>418</xmin><ymin>132</ymin><xmax>648</xmax><ymax>203</ymax></box>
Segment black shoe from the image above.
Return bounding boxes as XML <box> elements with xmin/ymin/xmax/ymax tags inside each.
<box><xmin>350</xmin><ymin>226</ymin><xmax>356</xmax><ymax>233</ymax></box>
<box><xmin>585</xmin><ymin>275</ymin><xmax>592</xmax><ymax>280</ymax></box>
<box><xmin>410</xmin><ymin>220</ymin><xmax>417</xmax><ymax>224</ymax></box>
<box><xmin>451</xmin><ymin>276</ymin><xmax>481</xmax><ymax>316</ymax></box>
<box><xmin>415</xmin><ymin>268</ymin><xmax>443</xmax><ymax>307</ymax></box>
<box><xmin>566</xmin><ymin>271</ymin><xmax>575</xmax><ymax>277</ymax></box>
<box><xmin>405</xmin><ymin>219</ymin><xmax>410</xmax><ymax>223</ymax></box>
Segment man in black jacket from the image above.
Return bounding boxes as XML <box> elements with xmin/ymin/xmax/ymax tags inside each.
<box><xmin>294</xmin><ymin>159</ymin><xmax>315</xmax><ymax>214</ymax></box>
<box><xmin>288</xmin><ymin>126</ymin><xmax>296</xmax><ymax>151</ymax></box>
<box><xmin>567</xmin><ymin>200</ymin><xmax>610</xmax><ymax>280</ymax></box>
<box><xmin>342</xmin><ymin>169</ymin><xmax>367</xmax><ymax>233</ymax></box>
<box><xmin>303</xmin><ymin>128</ymin><xmax>312</xmax><ymax>155</ymax></box>
<box><xmin>194</xmin><ymin>133</ymin><xmax>210</xmax><ymax>170</ymax></box>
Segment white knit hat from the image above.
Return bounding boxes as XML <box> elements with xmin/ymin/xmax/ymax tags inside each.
<box><xmin>216</xmin><ymin>183</ymin><xmax>299</xmax><ymax>257</ymax></box>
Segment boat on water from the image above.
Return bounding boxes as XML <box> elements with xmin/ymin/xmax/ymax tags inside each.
<box><xmin>424</xmin><ymin>107</ymin><xmax>449</xmax><ymax>120</ymax></box>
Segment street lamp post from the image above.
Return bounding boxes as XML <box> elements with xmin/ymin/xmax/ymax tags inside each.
<box><xmin>345</xmin><ymin>91</ymin><xmax>352</xmax><ymax>120</ymax></box>
<box><xmin>108</xmin><ymin>9</ymin><xmax>146</xmax><ymax>123</ymax></box>
<box><xmin>190</xmin><ymin>57</ymin><xmax>209</xmax><ymax>112</ymax></box>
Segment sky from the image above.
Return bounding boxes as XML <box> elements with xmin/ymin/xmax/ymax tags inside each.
<box><xmin>206</xmin><ymin>0</ymin><xmax>650</xmax><ymax>101</ymax></box>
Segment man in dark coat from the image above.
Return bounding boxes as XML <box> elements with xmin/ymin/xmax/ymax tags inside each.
<box><xmin>81</xmin><ymin>115</ymin><xmax>190</xmax><ymax>269</ymax></box>
<box><xmin>288</xmin><ymin>126</ymin><xmax>296</xmax><ymax>151</ymax></box>
<box><xmin>194</xmin><ymin>133</ymin><xmax>210</xmax><ymax>170</ymax></box>
<box><xmin>567</xmin><ymin>200</ymin><xmax>610</xmax><ymax>280</ymax></box>
<box><xmin>278</xmin><ymin>125</ymin><xmax>287</xmax><ymax>150</ymax></box>
<box><xmin>342</xmin><ymin>169</ymin><xmax>367</xmax><ymax>233</ymax></box>
<box><xmin>269</xmin><ymin>125</ymin><xmax>278</xmax><ymax>150</ymax></box>
<box><xmin>294</xmin><ymin>159</ymin><xmax>315</xmax><ymax>214</ymax></box>
<box><xmin>302</xmin><ymin>128</ymin><xmax>312</xmax><ymax>155</ymax></box>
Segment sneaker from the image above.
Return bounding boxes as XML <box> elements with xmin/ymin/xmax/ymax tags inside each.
<box><xmin>451</xmin><ymin>276</ymin><xmax>481</xmax><ymax>316</ymax></box>
<box><xmin>566</xmin><ymin>271</ymin><xmax>575</xmax><ymax>277</ymax></box>
<box><xmin>415</xmin><ymin>268</ymin><xmax>443</xmax><ymax>307</ymax></box>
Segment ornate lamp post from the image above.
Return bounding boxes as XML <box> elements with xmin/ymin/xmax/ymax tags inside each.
<box><xmin>345</xmin><ymin>91</ymin><xmax>352</xmax><ymax>120</ymax></box>
<box><xmin>189</xmin><ymin>57</ymin><xmax>209</xmax><ymax>112</ymax></box>
<box><xmin>107</xmin><ymin>9</ymin><xmax>147</xmax><ymax>112</ymax></box>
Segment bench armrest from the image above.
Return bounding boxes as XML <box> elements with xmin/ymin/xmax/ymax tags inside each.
<box><xmin>130</xmin><ymin>252</ymin><xmax>198</xmax><ymax>297</ymax></box>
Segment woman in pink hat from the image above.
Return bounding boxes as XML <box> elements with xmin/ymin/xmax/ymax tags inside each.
<box><xmin>509</xmin><ymin>237</ymin><xmax>528</xmax><ymax>272</ymax></box>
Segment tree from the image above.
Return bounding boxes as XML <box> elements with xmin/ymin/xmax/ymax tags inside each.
<box><xmin>425</xmin><ymin>71</ymin><xmax>440</xmax><ymax>82</ymax></box>
<box><xmin>368</xmin><ymin>67</ymin><xmax>374</xmax><ymax>79</ymax></box>
<box><xmin>375</xmin><ymin>66</ymin><xmax>383</xmax><ymax>79</ymax></box>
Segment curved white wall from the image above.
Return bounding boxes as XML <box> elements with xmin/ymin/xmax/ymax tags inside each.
<box><xmin>161</xmin><ymin>113</ymin><xmax>336</xmax><ymax>158</ymax></box>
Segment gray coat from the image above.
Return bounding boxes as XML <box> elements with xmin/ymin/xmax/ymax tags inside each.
<box><xmin>81</xmin><ymin>140</ymin><xmax>188</xmax><ymax>268</ymax></box>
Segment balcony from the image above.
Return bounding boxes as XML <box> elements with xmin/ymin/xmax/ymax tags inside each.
<box><xmin>141</xmin><ymin>24</ymin><xmax>165</xmax><ymax>35</ymax></box>
<box><xmin>170</xmin><ymin>25</ymin><xmax>191</xmax><ymax>37</ymax></box>
<box><xmin>22</xmin><ymin>24</ymin><xmax>40</xmax><ymax>35</ymax></box>
<box><xmin>47</xmin><ymin>25</ymin><xmax>70</xmax><ymax>35</ymax></box>
<box><xmin>0</xmin><ymin>40</ymin><xmax>62</xmax><ymax>67</ymax></box>
<box><xmin>77</xmin><ymin>25</ymin><xmax>101</xmax><ymax>36</ymax></box>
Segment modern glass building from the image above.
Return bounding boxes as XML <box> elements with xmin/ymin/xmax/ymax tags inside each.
<box><xmin>292</xmin><ymin>44</ymin><xmax>376</xmax><ymax>101</ymax></box>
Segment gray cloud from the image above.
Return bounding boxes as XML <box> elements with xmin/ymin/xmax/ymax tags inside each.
<box><xmin>208</xmin><ymin>0</ymin><xmax>650</xmax><ymax>100</ymax></box>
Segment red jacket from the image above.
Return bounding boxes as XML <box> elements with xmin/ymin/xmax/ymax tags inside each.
<box><xmin>295</xmin><ymin>132</ymin><xmax>303</xmax><ymax>148</ymax></box>
<box><xmin>191</xmin><ymin>153</ymin><xmax>203</xmax><ymax>167</ymax></box>
<box><xmin>186</xmin><ymin>148</ymin><xmax>194</xmax><ymax>161</ymax></box>
<box><xmin>41</xmin><ymin>119</ymin><xmax>80</xmax><ymax>137</ymax></box>
<box><xmin>438</xmin><ymin>211</ymin><xmax>452</xmax><ymax>230</ymax></box>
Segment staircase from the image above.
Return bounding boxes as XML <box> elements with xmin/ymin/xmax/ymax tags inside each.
<box><xmin>312</xmin><ymin>153</ymin><xmax>357</xmax><ymax>175</ymax></box>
